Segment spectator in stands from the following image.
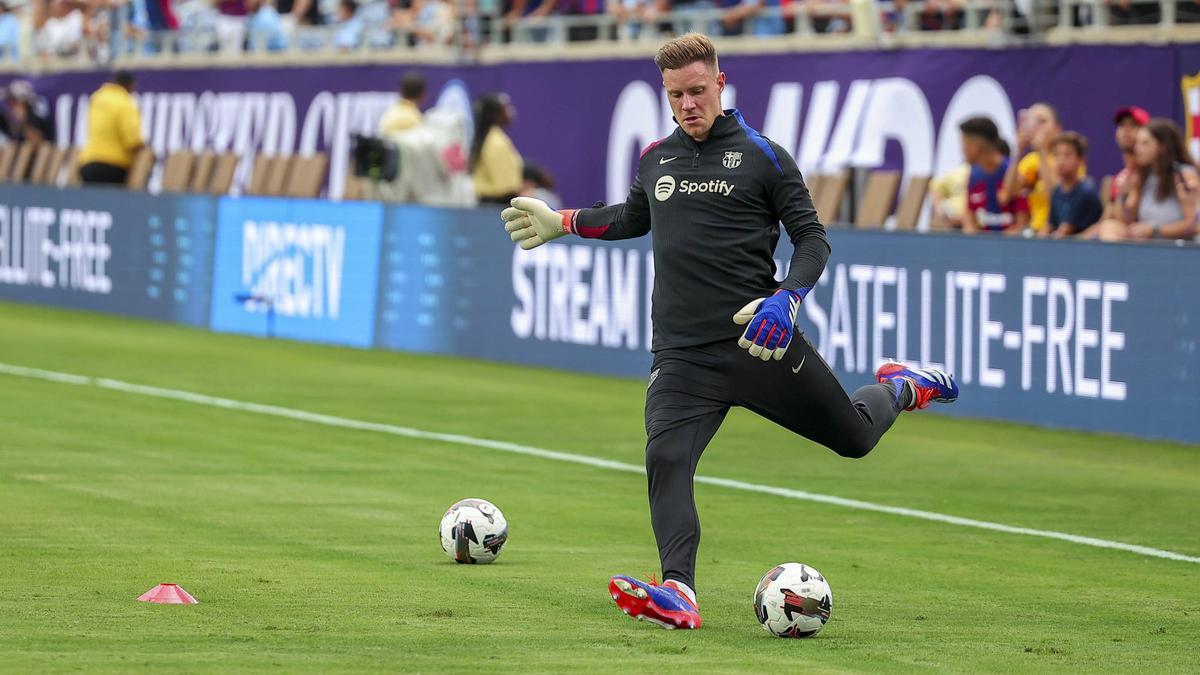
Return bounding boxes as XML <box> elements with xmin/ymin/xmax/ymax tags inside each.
<box><xmin>0</xmin><ymin>80</ymin><xmax>55</xmax><ymax>146</ymax></box>
<box><xmin>520</xmin><ymin>161</ymin><xmax>562</xmax><ymax>209</ymax></box>
<box><xmin>378</xmin><ymin>71</ymin><xmax>426</xmax><ymax>135</ymax></box>
<box><xmin>216</xmin><ymin>0</ymin><xmax>249</xmax><ymax>53</ymax></box>
<box><xmin>609</xmin><ymin>0</ymin><xmax>657</xmax><ymax>39</ymax></box>
<box><xmin>919</xmin><ymin>0</ymin><xmax>964</xmax><ymax>30</ymax></box>
<box><xmin>393</xmin><ymin>0</ymin><xmax>456</xmax><ymax>45</ymax></box>
<box><xmin>246</xmin><ymin>0</ymin><xmax>289</xmax><ymax>50</ymax></box>
<box><xmin>1091</xmin><ymin>119</ymin><xmax>1199</xmax><ymax>242</ymax></box>
<box><xmin>470</xmin><ymin>92</ymin><xmax>522</xmax><ymax>205</ymax></box>
<box><xmin>0</xmin><ymin>2</ymin><xmax>20</xmax><ymax>61</ymax></box>
<box><xmin>275</xmin><ymin>0</ymin><xmax>324</xmax><ymax>33</ymax></box>
<box><xmin>496</xmin><ymin>0</ymin><xmax>555</xmax><ymax>42</ymax></box>
<box><xmin>1047</xmin><ymin>132</ymin><xmax>1103</xmax><ymax>237</ymax></box>
<box><xmin>78</xmin><ymin>70</ymin><xmax>145</xmax><ymax>185</ymax></box>
<box><xmin>333</xmin><ymin>0</ymin><xmax>364</xmax><ymax>49</ymax></box>
<box><xmin>36</xmin><ymin>0</ymin><xmax>87</xmax><ymax>58</ymax></box>
<box><xmin>961</xmin><ymin>116</ymin><xmax>1026</xmax><ymax>234</ymax></box>
<box><xmin>1106</xmin><ymin>105</ymin><xmax>1149</xmax><ymax>219</ymax></box>
<box><xmin>657</xmin><ymin>0</ymin><xmax>721</xmax><ymax>36</ymax></box>
<box><xmin>1005</xmin><ymin>102</ymin><xmax>1066</xmax><ymax>235</ymax></box>
<box><xmin>720</xmin><ymin>0</ymin><xmax>787</xmax><ymax>36</ymax></box>
<box><xmin>560</xmin><ymin>0</ymin><xmax>607</xmax><ymax>41</ymax></box>
<box><xmin>796</xmin><ymin>0</ymin><xmax>850</xmax><ymax>33</ymax></box>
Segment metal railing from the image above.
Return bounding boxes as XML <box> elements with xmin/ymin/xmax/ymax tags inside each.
<box><xmin>0</xmin><ymin>0</ymin><xmax>1195</xmax><ymax>71</ymax></box>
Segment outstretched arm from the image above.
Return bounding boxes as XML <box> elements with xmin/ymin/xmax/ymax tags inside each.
<box><xmin>502</xmin><ymin>172</ymin><xmax>651</xmax><ymax>249</ymax></box>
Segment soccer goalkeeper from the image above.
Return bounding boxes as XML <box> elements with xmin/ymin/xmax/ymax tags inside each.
<box><xmin>501</xmin><ymin>33</ymin><xmax>958</xmax><ymax>630</ymax></box>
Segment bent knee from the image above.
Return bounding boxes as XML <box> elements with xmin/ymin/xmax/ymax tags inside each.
<box><xmin>829</xmin><ymin>436</ymin><xmax>876</xmax><ymax>459</ymax></box>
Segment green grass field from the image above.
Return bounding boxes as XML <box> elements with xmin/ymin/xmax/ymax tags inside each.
<box><xmin>1</xmin><ymin>301</ymin><xmax>1198</xmax><ymax>673</ymax></box>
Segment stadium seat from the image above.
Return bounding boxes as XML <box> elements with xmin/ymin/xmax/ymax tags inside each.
<box><xmin>62</xmin><ymin>148</ymin><xmax>81</xmax><ymax>187</ymax></box>
<box><xmin>41</xmin><ymin>146</ymin><xmax>69</xmax><ymax>186</ymax></box>
<box><xmin>160</xmin><ymin>151</ymin><xmax>196</xmax><ymax>193</ymax></box>
<box><xmin>0</xmin><ymin>144</ymin><xmax>15</xmax><ymax>182</ymax></box>
<box><xmin>854</xmin><ymin>170</ymin><xmax>901</xmax><ymax>229</ymax></box>
<box><xmin>264</xmin><ymin>156</ymin><xmax>292</xmax><ymax>196</ymax></box>
<box><xmin>9</xmin><ymin>142</ymin><xmax>35</xmax><ymax>182</ymax></box>
<box><xmin>893</xmin><ymin>176</ymin><xmax>931</xmax><ymax>231</ymax></box>
<box><xmin>29</xmin><ymin>144</ymin><xmax>53</xmax><ymax>185</ymax></box>
<box><xmin>190</xmin><ymin>152</ymin><xmax>216</xmax><ymax>193</ymax></box>
<box><xmin>208</xmin><ymin>153</ymin><xmax>239</xmax><ymax>195</ymax></box>
<box><xmin>285</xmin><ymin>153</ymin><xmax>329</xmax><ymax>198</ymax></box>
<box><xmin>813</xmin><ymin>170</ymin><xmax>850</xmax><ymax>225</ymax></box>
<box><xmin>125</xmin><ymin>148</ymin><xmax>155</xmax><ymax>190</ymax></box>
<box><xmin>246</xmin><ymin>153</ymin><xmax>278</xmax><ymax>194</ymax></box>
<box><xmin>806</xmin><ymin>174</ymin><xmax>825</xmax><ymax>209</ymax></box>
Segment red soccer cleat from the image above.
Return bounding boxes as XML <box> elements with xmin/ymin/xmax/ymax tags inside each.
<box><xmin>608</xmin><ymin>575</ymin><xmax>702</xmax><ymax>630</ymax></box>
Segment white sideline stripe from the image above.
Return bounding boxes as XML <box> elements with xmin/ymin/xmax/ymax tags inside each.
<box><xmin>3</xmin><ymin>361</ymin><xmax>1199</xmax><ymax>566</ymax></box>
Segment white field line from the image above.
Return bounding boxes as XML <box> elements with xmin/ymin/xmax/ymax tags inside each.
<box><xmin>2</xmin><ymin>361</ymin><xmax>1198</xmax><ymax>565</ymax></box>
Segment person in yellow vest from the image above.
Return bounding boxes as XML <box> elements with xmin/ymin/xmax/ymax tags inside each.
<box><xmin>78</xmin><ymin>71</ymin><xmax>145</xmax><ymax>185</ymax></box>
<box><xmin>470</xmin><ymin>92</ymin><xmax>522</xmax><ymax>205</ymax></box>
<box><xmin>378</xmin><ymin>72</ymin><xmax>426</xmax><ymax>136</ymax></box>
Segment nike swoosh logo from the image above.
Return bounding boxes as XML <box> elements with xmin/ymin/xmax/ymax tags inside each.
<box><xmin>792</xmin><ymin>355</ymin><xmax>806</xmax><ymax>374</ymax></box>
<box><xmin>659</xmin><ymin>157</ymin><xmax>678</xmax><ymax>164</ymax></box>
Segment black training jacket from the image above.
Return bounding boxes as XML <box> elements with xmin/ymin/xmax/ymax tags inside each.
<box><xmin>573</xmin><ymin>108</ymin><xmax>830</xmax><ymax>352</ymax></box>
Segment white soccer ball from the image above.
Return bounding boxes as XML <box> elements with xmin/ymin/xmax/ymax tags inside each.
<box><xmin>439</xmin><ymin>498</ymin><xmax>508</xmax><ymax>564</ymax></box>
<box><xmin>753</xmin><ymin>562</ymin><xmax>833</xmax><ymax>638</ymax></box>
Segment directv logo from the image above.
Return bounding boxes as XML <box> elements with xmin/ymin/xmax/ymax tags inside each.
<box><xmin>241</xmin><ymin>221</ymin><xmax>346</xmax><ymax>319</ymax></box>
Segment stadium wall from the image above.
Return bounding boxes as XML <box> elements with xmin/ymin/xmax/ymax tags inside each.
<box><xmin>1</xmin><ymin>185</ymin><xmax>1197</xmax><ymax>444</ymax></box>
<box><xmin>8</xmin><ymin>43</ymin><xmax>1200</xmax><ymax>204</ymax></box>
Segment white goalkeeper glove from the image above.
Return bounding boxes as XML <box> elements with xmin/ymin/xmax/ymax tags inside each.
<box><xmin>502</xmin><ymin>197</ymin><xmax>577</xmax><ymax>250</ymax></box>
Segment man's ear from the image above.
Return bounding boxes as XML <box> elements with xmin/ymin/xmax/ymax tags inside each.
<box><xmin>717</xmin><ymin>71</ymin><xmax>726</xmax><ymax>92</ymax></box>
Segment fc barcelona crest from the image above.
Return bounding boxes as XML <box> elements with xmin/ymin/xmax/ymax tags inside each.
<box><xmin>723</xmin><ymin>151</ymin><xmax>743</xmax><ymax>169</ymax></box>
<box><xmin>1183</xmin><ymin>71</ymin><xmax>1200</xmax><ymax>161</ymax></box>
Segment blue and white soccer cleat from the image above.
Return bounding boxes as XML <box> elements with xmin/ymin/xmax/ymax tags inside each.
<box><xmin>876</xmin><ymin>361</ymin><xmax>959</xmax><ymax>411</ymax></box>
<box><xmin>608</xmin><ymin>575</ymin><xmax>702</xmax><ymax>630</ymax></box>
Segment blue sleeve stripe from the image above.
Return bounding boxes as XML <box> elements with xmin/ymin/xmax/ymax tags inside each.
<box><xmin>732</xmin><ymin>109</ymin><xmax>784</xmax><ymax>176</ymax></box>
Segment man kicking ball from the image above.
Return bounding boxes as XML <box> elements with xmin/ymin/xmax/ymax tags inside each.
<box><xmin>500</xmin><ymin>33</ymin><xmax>958</xmax><ymax>630</ymax></box>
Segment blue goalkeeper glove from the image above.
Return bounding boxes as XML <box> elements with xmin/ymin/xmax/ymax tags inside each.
<box><xmin>732</xmin><ymin>289</ymin><xmax>803</xmax><ymax>361</ymax></box>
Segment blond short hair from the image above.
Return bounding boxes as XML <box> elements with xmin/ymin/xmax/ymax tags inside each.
<box><xmin>654</xmin><ymin>33</ymin><xmax>718</xmax><ymax>73</ymax></box>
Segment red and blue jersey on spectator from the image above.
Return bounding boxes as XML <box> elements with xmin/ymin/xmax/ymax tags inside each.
<box><xmin>966</xmin><ymin>158</ymin><xmax>1025</xmax><ymax>231</ymax></box>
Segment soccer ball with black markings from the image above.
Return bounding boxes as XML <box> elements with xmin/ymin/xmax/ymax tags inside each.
<box><xmin>753</xmin><ymin>562</ymin><xmax>833</xmax><ymax>638</ymax></box>
<box><xmin>439</xmin><ymin>499</ymin><xmax>508</xmax><ymax>564</ymax></box>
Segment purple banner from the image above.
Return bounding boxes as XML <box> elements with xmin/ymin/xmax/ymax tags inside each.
<box><xmin>3</xmin><ymin>44</ymin><xmax>1186</xmax><ymax>207</ymax></box>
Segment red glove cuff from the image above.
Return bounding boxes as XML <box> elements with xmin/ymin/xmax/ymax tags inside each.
<box><xmin>558</xmin><ymin>209</ymin><xmax>578</xmax><ymax>235</ymax></box>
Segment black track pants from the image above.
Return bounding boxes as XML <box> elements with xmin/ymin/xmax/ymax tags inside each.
<box><xmin>644</xmin><ymin>336</ymin><xmax>904</xmax><ymax>591</ymax></box>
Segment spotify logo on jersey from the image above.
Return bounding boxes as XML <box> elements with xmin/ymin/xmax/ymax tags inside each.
<box><xmin>654</xmin><ymin>175</ymin><xmax>676</xmax><ymax>201</ymax></box>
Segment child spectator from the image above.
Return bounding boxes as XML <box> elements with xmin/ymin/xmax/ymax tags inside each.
<box><xmin>1047</xmin><ymin>132</ymin><xmax>1103</xmax><ymax>237</ymax></box>
<box><xmin>960</xmin><ymin>116</ymin><xmax>1027</xmax><ymax>234</ymax></box>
